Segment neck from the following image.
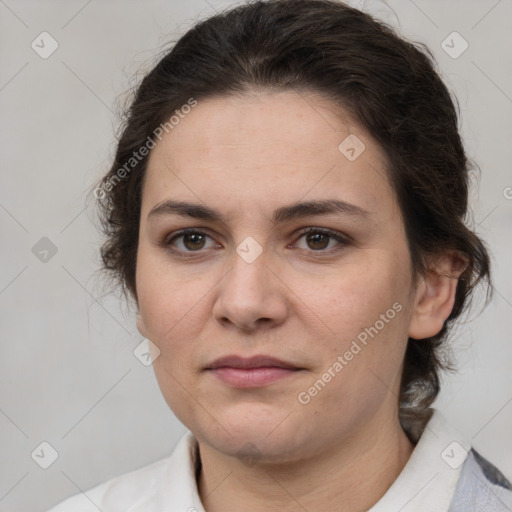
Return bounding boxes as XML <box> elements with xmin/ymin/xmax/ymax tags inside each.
<box><xmin>197</xmin><ymin>409</ymin><xmax>415</xmax><ymax>512</ymax></box>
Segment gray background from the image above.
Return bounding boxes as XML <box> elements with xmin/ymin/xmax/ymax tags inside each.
<box><xmin>1</xmin><ymin>0</ymin><xmax>511</xmax><ymax>511</ymax></box>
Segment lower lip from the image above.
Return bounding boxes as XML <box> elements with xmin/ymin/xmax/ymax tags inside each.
<box><xmin>208</xmin><ymin>367</ymin><xmax>300</xmax><ymax>388</ymax></box>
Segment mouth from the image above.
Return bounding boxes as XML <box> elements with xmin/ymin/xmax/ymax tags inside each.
<box><xmin>205</xmin><ymin>355</ymin><xmax>303</xmax><ymax>388</ymax></box>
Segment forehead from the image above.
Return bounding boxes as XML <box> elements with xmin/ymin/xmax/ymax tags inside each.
<box><xmin>141</xmin><ymin>90</ymin><xmax>396</xmax><ymax>222</ymax></box>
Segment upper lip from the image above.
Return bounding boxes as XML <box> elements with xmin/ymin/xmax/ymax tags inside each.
<box><xmin>206</xmin><ymin>355</ymin><xmax>300</xmax><ymax>370</ymax></box>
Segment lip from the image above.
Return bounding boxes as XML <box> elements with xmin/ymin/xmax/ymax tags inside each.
<box><xmin>207</xmin><ymin>355</ymin><xmax>299</xmax><ymax>370</ymax></box>
<box><xmin>205</xmin><ymin>355</ymin><xmax>302</xmax><ymax>388</ymax></box>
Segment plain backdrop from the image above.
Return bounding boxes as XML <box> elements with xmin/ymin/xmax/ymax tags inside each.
<box><xmin>1</xmin><ymin>0</ymin><xmax>511</xmax><ymax>510</ymax></box>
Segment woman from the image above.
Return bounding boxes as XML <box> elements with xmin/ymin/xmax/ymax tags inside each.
<box><xmin>48</xmin><ymin>0</ymin><xmax>512</xmax><ymax>510</ymax></box>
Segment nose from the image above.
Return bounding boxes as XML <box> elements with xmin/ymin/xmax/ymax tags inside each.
<box><xmin>212</xmin><ymin>247</ymin><xmax>289</xmax><ymax>332</ymax></box>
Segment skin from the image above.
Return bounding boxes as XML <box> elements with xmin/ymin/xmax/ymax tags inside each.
<box><xmin>135</xmin><ymin>90</ymin><xmax>464</xmax><ymax>511</ymax></box>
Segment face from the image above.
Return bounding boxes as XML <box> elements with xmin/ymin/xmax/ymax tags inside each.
<box><xmin>135</xmin><ymin>90</ymin><xmax>420</xmax><ymax>463</ymax></box>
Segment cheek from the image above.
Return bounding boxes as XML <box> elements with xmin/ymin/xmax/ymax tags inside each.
<box><xmin>135</xmin><ymin>251</ymin><xmax>218</xmax><ymax>367</ymax></box>
<box><xmin>294</xmin><ymin>270</ymin><xmax>410</xmax><ymax>423</ymax></box>
<box><xmin>136</xmin><ymin>250</ymin><xmax>183</xmax><ymax>339</ymax></box>
<box><xmin>296</xmin><ymin>251</ymin><xmax>409</xmax><ymax>336</ymax></box>
<box><xmin>292</xmin><ymin>251</ymin><xmax>413</xmax><ymax>401</ymax></box>
<box><xmin>137</xmin><ymin>284</ymin><xmax>205</xmax><ymax>349</ymax></box>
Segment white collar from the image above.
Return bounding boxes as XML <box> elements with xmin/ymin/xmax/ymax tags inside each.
<box><xmin>368</xmin><ymin>408</ymin><xmax>471</xmax><ymax>511</ymax></box>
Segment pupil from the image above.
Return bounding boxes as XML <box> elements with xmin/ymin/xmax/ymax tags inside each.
<box><xmin>307</xmin><ymin>233</ymin><xmax>328</xmax><ymax>250</ymax></box>
<box><xmin>185</xmin><ymin>233</ymin><xmax>204</xmax><ymax>250</ymax></box>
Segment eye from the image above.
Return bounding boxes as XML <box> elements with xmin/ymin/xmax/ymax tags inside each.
<box><xmin>161</xmin><ymin>229</ymin><xmax>217</xmax><ymax>255</ymax></box>
<box><xmin>293</xmin><ymin>227</ymin><xmax>350</xmax><ymax>253</ymax></box>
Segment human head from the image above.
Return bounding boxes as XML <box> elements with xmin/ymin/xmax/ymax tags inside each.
<box><xmin>91</xmin><ymin>0</ymin><xmax>491</xmax><ymax>430</ymax></box>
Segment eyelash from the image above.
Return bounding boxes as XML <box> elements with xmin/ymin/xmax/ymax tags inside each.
<box><xmin>159</xmin><ymin>227</ymin><xmax>351</xmax><ymax>258</ymax></box>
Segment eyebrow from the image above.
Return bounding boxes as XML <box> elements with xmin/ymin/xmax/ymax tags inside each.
<box><xmin>148</xmin><ymin>199</ymin><xmax>370</xmax><ymax>224</ymax></box>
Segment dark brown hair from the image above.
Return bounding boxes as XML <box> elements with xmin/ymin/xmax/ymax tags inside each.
<box><xmin>89</xmin><ymin>0</ymin><xmax>492</xmax><ymax>423</ymax></box>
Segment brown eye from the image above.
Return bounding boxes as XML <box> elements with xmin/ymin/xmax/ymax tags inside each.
<box><xmin>181</xmin><ymin>232</ymin><xmax>206</xmax><ymax>251</ymax></box>
<box><xmin>163</xmin><ymin>229</ymin><xmax>216</xmax><ymax>254</ymax></box>
<box><xmin>294</xmin><ymin>228</ymin><xmax>350</xmax><ymax>253</ymax></box>
<box><xmin>305</xmin><ymin>232</ymin><xmax>330</xmax><ymax>250</ymax></box>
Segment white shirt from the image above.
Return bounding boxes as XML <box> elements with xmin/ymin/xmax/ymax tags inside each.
<box><xmin>47</xmin><ymin>408</ymin><xmax>512</xmax><ymax>512</ymax></box>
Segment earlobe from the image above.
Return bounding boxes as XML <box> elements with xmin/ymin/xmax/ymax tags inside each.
<box><xmin>408</xmin><ymin>252</ymin><xmax>467</xmax><ymax>340</ymax></box>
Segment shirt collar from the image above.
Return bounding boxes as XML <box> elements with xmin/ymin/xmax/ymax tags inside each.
<box><xmin>369</xmin><ymin>408</ymin><xmax>471</xmax><ymax>512</ymax></box>
<box><xmin>158</xmin><ymin>431</ymin><xmax>206</xmax><ymax>512</ymax></box>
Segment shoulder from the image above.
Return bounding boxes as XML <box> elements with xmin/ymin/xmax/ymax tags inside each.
<box><xmin>46</xmin><ymin>455</ymin><xmax>170</xmax><ymax>512</ymax></box>
<box><xmin>46</xmin><ymin>432</ymin><xmax>198</xmax><ymax>512</ymax></box>
<box><xmin>449</xmin><ymin>448</ymin><xmax>512</xmax><ymax>512</ymax></box>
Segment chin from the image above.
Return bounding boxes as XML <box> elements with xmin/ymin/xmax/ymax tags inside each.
<box><xmin>190</xmin><ymin>408</ymin><xmax>317</xmax><ymax>465</ymax></box>
<box><xmin>208</xmin><ymin>431</ymin><xmax>306</xmax><ymax>465</ymax></box>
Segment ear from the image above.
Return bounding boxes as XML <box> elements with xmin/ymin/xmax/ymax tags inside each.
<box><xmin>408</xmin><ymin>251</ymin><xmax>468</xmax><ymax>340</ymax></box>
